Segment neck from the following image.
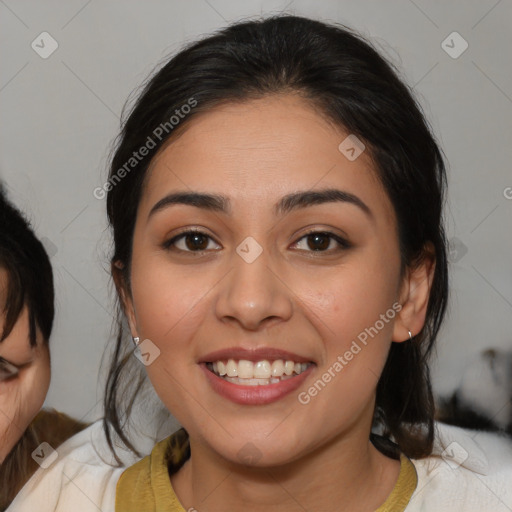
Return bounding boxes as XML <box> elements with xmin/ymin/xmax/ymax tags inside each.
<box><xmin>170</xmin><ymin>425</ymin><xmax>401</xmax><ymax>512</ymax></box>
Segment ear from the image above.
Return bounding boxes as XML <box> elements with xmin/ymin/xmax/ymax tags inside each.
<box><xmin>112</xmin><ymin>260</ymin><xmax>139</xmax><ymax>339</ymax></box>
<box><xmin>392</xmin><ymin>242</ymin><xmax>436</xmax><ymax>343</ymax></box>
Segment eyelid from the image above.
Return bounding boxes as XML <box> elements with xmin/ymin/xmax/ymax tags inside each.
<box><xmin>298</xmin><ymin>227</ymin><xmax>351</xmax><ymax>245</ymax></box>
<box><xmin>0</xmin><ymin>358</ymin><xmax>19</xmax><ymax>380</ymax></box>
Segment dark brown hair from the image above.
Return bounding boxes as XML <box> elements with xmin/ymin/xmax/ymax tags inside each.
<box><xmin>0</xmin><ymin>185</ymin><xmax>54</xmax><ymax>345</ymax></box>
<box><xmin>103</xmin><ymin>14</ymin><xmax>449</xmax><ymax>462</ymax></box>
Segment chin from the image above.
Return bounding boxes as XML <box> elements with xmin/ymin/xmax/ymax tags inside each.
<box><xmin>206</xmin><ymin>433</ymin><xmax>304</xmax><ymax>469</ymax></box>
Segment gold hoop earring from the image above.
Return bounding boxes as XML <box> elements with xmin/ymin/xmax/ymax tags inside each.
<box><xmin>408</xmin><ymin>330</ymin><xmax>413</xmax><ymax>341</ymax></box>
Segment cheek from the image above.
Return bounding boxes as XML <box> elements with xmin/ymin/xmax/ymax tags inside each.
<box><xmin>31</xmin><ymin>355</ymin><xmax>51</xmax><ymax>412</ymax></box>
<box><xmin>0</xmin><ymin>366</ymin><xmax>49</xmax><ymax>461</ymax></box>
<box><xmin>300</xmin><ymin>258</ymin><xmax>398</xmax><ymax>342</ymax></box>
<box><xmin>0</xmin><ymin>382</ymin><xmax>21</xmax><ymax>450</ymax></box>
<box><xmin>131</xmin><ymin>263</ymin><xmax>209</xmax><ymax>345</ymax></box>
<box><xmin>129</xmin><ymin>260</ymin><xmax>215</xmax><ymax>411</ymax></box>
<box><xmin>20</xmin><ymin>354</ymin><xmax>51</xmax><ymax>427</ymax></box>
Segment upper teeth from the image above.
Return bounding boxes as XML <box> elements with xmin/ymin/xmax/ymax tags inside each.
<box><xmin>209</xmin><ymin>359</ymin><xmax>310</xmax><ymax>379</ymax></box>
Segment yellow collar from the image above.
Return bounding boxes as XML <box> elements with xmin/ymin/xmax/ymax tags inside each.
<box><xmin>116</xmin><ymin>429</ymin><xmax>417</xmax><ymax>512</ymax></box>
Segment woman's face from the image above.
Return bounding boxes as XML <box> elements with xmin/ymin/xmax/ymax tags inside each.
<box><xmin>123</xmin><ymin>93</ymin><xmax>427</xmax><ymax>466</ymax></box>
<box><xmin>0</xmin><ymin>269</ymin><xmax>51</xmax><ymax>463</ymax></box>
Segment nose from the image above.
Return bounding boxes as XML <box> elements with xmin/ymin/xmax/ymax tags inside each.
<box><xmin>215</xmin><ymin>244</ymin><xmax>293</xmax><ymax>331</ymax></box>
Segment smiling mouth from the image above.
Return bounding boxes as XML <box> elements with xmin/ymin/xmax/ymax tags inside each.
<box><xmin>205</xmin><ymin>358</ymin><xmax>314</xmax><ymax>386</ymax></box>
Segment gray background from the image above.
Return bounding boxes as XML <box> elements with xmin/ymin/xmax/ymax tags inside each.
<box><xmin>1</xmin><ymin>0</ymin><xmax>511</xmax><ymax>427</ymax></box>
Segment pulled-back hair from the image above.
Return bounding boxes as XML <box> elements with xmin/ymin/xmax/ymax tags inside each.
<box><xmin>103</xmin><ymin>14</ymin><xmax>449</xmax><ymax>461</ymax></box>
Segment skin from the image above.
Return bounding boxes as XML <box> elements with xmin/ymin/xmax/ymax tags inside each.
<box><xmin>0</xmin><ymin>268</ymin><xmax>51</xmax><ymax>463</ymax></box>
<box><xmin>119</xmin><ymin>93</ymin><xmax>435</xmax><ymax>511</ymax></box>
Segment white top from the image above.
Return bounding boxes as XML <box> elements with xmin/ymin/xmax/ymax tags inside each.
<box><xmin>407</xmin><ymin>423</ymin><xmax>512</xmax><ymax>511</ymax></box>
<box><xmin>6</xmin><ymin>419</ymin><xmax>143</xmax><ymax>512</ymax></box>
<box><xmin>7</xmin><ymin>420</ymin><xmax>512</xmax><ymax>511</ymax></box>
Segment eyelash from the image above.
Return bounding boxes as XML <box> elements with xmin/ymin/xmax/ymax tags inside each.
<box><xmin>162</xmin><ymin>228</ymin><xmax>351</xmax><ymax>255</ymax></box>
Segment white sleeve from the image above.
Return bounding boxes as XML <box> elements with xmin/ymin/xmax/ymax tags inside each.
<box><xmin>407</xmin><ymin>422</ymin><xmax>512</xmax><ymax>511</ymax></box>
<box><xmin>6</xmin><ymin>420</ymin><xmax>141</xmax><ymax>512</ymax></box>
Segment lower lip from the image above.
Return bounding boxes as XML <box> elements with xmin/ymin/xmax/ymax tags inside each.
<box><xmin>199</xmin><ymin>363</ymin><xmax>315</xmax><ymax>405</ymax></box>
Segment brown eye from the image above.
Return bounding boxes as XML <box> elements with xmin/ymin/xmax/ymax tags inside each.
<box><xmin>306</xmin><ymin>233</ymin><xmax>331</xmax><ymax>251</ymax></box>
<box><xmin>293</xmin><ymin>231</ymin><xmax>351</xmax><ymax>253</ymax></box>
<box><xmin>163</xmin><ymin>230</ymin><xmax>221</xmax><ymax>253</ymax></box>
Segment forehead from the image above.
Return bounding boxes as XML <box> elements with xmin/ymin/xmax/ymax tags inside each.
<box><xmin>140</xmin><ymin>94</ymin><xmax>395</xmax><ymax>225</ymax></box>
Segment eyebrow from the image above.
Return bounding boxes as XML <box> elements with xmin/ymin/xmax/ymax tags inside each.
<box><xmin>148</xmin><ymin>188</ymin><xmax>373</xmax><ymax>221</ymax></box>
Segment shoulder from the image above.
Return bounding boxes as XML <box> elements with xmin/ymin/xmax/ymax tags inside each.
<box><xmin>116</xmin><ymin>435</ymin><xmax>174</xmax><ymax>509</ymax></box>
<box><xmin>406</xmin><ymin>422</ymin><xmax>512</xmax><ymax>512</ymax></box>
<box><xmin>31</xmin><ymin>408</ymin><xmax>89</xmax><ymax>446</ymax></box>
<box><xmin>0</xmin><ymin>409</ymin><xmax>90</xmax><ymax>509</ymax></box>
<box><xmin>116</xmin><ymin>429</ymin><xmax>189</xmax><ymax>511</ymax></box>
<box><xmin>6</xmin><ymin>419</ymin><xmax>141</xmax><ymax>512</ymax></box>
